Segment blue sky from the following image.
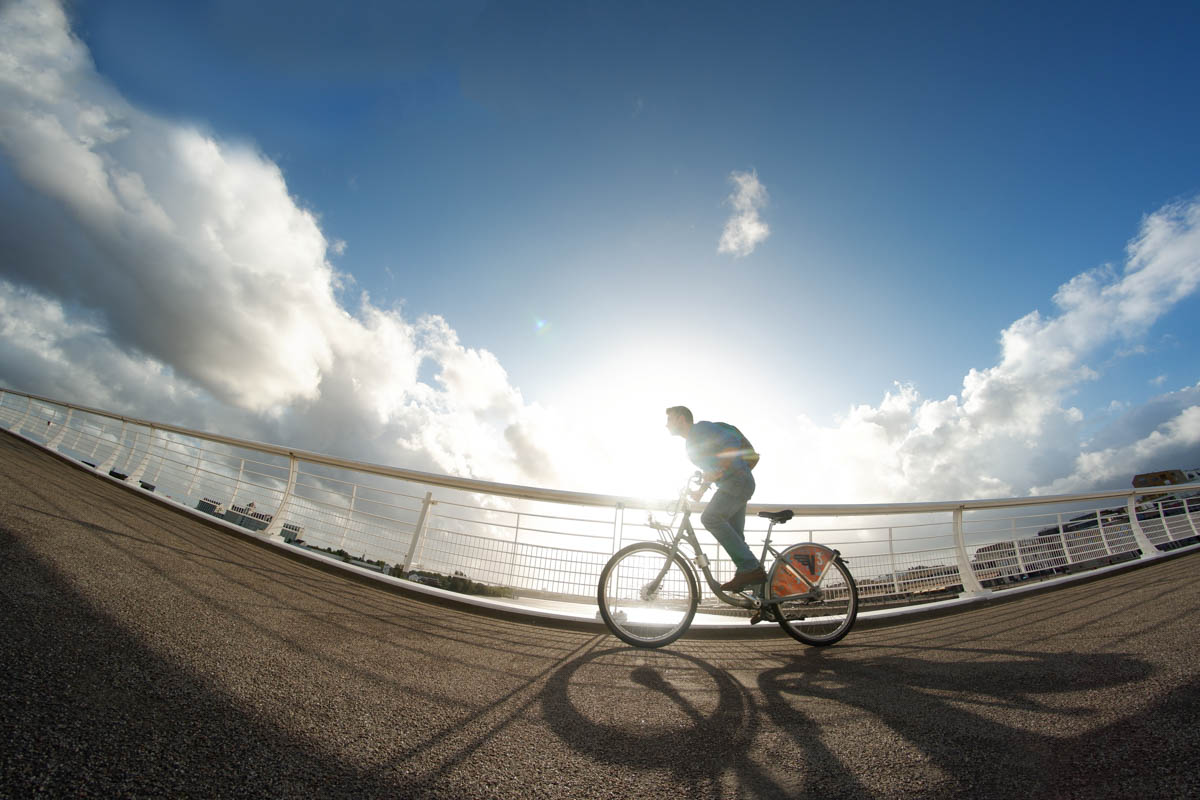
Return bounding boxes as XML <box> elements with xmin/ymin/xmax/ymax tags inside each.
<box><xmin>1</xmin><ymin>0</ymin><xmax>1199</xmax><ymax>502</ymax></box>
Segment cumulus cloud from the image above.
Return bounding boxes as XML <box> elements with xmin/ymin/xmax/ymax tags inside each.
<box><xmin>0</xmin><ymin>0</ymin><xmax>555</xmax><ymax>485</ymax></box>
<box><xmin>756</xmin><ymin>199</ymin><xmax>1200</xmax><ymax>503</ymax></box>
<box><xmin>0</xmin><ymin>1</ymin><xmax>341</xmax><ymax>414</ymax></box>
<box><xmin>717</xmin><ymin>169</ymin><xmax>769</xmax><ymax>257</ymax></box>
<box><xmin>1033</xmin><ymin>394</ymin><xmax>1200</xmax><ymax>496</ymax></box>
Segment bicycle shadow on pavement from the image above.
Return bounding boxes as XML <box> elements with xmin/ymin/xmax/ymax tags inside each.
<box><xmin>540</xmin><ymin>645</ymin><xmax>872</xmax><ymax>798</ymax></box>
<box><xmin>542</xmin><ymin>639</ymin><xmax>1168</xmax><ymax>798</ymax></box>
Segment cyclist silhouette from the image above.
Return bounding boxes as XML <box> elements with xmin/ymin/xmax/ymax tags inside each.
<box><xmin>665</xmin><ymin>406</ymin><xmax>762</xmax><ymax>592</ymax></box>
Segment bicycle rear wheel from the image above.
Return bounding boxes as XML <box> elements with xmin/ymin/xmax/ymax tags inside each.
<box><xmin>767</xmin><ymin>545</ymin><xmax>858</xmax><ymax>646</ymax></box>
<box><xmin>597</xmin><ymin>543</ymin><xmax>698</xmax><ymax>648</ymax></box>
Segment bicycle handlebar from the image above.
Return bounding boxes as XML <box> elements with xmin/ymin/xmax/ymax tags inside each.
<box><xmin>647</xmin><ymin>473</ymin><xmax>712</xmax><ymax>529</ymax></box>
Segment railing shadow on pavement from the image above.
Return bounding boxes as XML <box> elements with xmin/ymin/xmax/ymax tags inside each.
<box><xmin>0</xmin><ymin>532</ymin><xmax>422</xmax><ymax>798</ymax></box>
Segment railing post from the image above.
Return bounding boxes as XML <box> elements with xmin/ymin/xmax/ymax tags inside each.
<box><xmin>126</xmin><ymin>426</ymin><xmax>159</xmax><ymax>485</ymax></box>
<box><xmin>888</xmin><ymin>527</ymin><xmax>901</xmax><ymax>596</ymax></box>
<box><xmin>1126</xmin><ymin>495</ymin><xmax>1160</xmax><ymax>559</ymax></box>
<box><xmin>70</xmin><ymin>423</ymin><xmax>85</xmax><ymax>454</ymax></box>
<box><xmin>98</xmin><ymin>420</ymin><xmax>128</xmax><ymax>474</ymax></box>
<box><xmin>612</xmin><ymin>503</ymin><xmax>624</xmax><ymax>553</ymax></box>
<box><xmin>150</xmin><ymin>441</ymin><xmax>168</xmax><ymax>484</ymax></box>
<box><xmin>1096</xmin><ymin>510</ymin><xmax>1114</xmax><ymax>555</ymax></box>
<box><xmin>265</xmin><ymin>455</ymin><xmax>299</xmax><ymax>538</ymax></box>
<box><xmin>1056</xmin><ymin>513</ymin><xmax>1074</xmax><ymax>566</ymax></box>
<box><xmin>1157</xmin><ymin>502</ymin><xmax>1175</xmax><ymax>544</ymax></box>
<box><xmin>1012</xmin><ymin>519</ymin><xmax>1028</xmax><ymax>576</ymax></box>
<box><xmin>47</xmin><ymin>408</ymin><xmax>73</xmax><ymax>450</ymax></box>
<box><xmin>506</xmin><ymin>511</ymin><xmax>522</xmax><ymax>588</ymax></box>
<box><xmin>11</xmin><ymin>396</ymin><xmax>33</xmax><ymax>434</ymax></box>
<box><xmin>184</xmin><ymin>446</ymin><xmax>202</xmax><ymax>498</ymax></box>
<box><xmin>953</xmin><ymin>507</ymin><xmax>988</xmax><ymax>595</ymax></box>
<box><xmin>229</xmin><ymin>458</ymin><xmax>246</xmax><ymax>505</ymax></box>
<box><xmin>339</xmin><ymin>484</ymin><xmax>358</xmax><ymax>550</ymax></box>
<box><xmin>401</xmin><ymin>491</ymin><xmax>435</xmax><ymax>573</ymax></box>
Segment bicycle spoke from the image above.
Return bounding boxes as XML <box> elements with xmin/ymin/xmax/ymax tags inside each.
<box><xmin>598</xmin><ymin>543</ymin><xmax>698</xmax><ymax>648</ymax></box>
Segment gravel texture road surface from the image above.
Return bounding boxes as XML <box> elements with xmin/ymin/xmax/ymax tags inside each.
<box><xmin>2</xmin><ymin>431</ymin><xmax>1198</xmax><ymax>798</ymax></box>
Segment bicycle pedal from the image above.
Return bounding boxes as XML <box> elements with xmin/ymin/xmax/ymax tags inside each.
<box><xmin>749</xmin><ymin>611</ymin><xmax>764</xmax><ymax>625</ymax></box>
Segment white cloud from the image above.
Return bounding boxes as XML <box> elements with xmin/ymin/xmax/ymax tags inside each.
<box><xmin>1</xmin><ymin>1</ymin><xmax>342</xmax><ymax>414</ymax></box>
<box><xmin>0</xmin><ymin>280</ymin><xmax>217</xmax><ymax>430</ymax></box>
<box><xmin>1033</xmin><ymin>400</ymin><xmax>1200</xmax><ymax>496</ymax></box>
<box><xmin>717</xmin><ymin>169</ymin><xmax>769</xmax><ymax>257</ymax></box>
<box><xmin>751</xmin><ymin>199</ymin><xmax>1200</xmax><ymax>503</ymax></box>
<box><xmin>0</xmin><ymin>0</ymin><xmax>556</xmax><ymax>486</ymax></box>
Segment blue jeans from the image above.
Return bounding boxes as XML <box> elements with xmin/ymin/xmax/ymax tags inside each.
<box><xmin>701</xmin><ymin>468</ymin><xmax>758</xmax><ymax>572</ymax></box>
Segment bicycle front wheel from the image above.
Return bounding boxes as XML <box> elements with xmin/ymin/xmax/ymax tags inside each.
<box><xmin>597</xmin><ymin>543</ymin><xmax>698</xmax><ymax>648</ymax></box>
<box><xmin>767</xmin><ymin>545</ymin><xmax>858</xmax><ymax>646</ymax></box>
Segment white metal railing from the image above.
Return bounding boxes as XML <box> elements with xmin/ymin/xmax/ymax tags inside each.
<box><xmin>3</xmin><ymin>387</ymin><xmax>1198</xmax><ymax>613</ymax></box>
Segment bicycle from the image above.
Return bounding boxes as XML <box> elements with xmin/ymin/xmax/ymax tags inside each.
<box><xmin>597</xmin><ymin>472</ymin><xmax>859</xmax><ymax>648</ymax></box>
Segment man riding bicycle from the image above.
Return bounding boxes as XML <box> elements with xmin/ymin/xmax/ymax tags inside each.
<box><xmin>664</xmin><ymin>406</ymin><xmax>763</xmax><ymax>592</ymax></box>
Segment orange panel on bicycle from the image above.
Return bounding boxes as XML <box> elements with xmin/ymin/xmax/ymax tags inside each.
<box><xmin>771</xmin><ymin>544</ymin><xmax>835</xmax><ymax>597</ymax></box>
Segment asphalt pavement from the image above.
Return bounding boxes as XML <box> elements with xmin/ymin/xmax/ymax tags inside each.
<box><xmin>2</xmin><ymin>430</ymin><xmax>1198</xmax><ymax>799</ymax></box>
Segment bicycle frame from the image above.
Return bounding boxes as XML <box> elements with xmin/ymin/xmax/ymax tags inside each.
<box><xmin>646</xmin><ymin>478</ymin><xmax>815</xmax><ymax>612</ymax></box>
<box><xmin>599</xmin><ymin>473</ymin><xmax>859</xmax><ymax>648</ymax></box>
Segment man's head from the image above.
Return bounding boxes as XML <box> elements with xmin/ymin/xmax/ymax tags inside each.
<box><xmin>665</xmin><ymin>405</ymin><xmax>693</xmax><ymax>437</ymax></box>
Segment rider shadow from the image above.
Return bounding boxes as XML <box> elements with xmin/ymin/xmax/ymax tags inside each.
<box><xmin>543</xmin><ymin>642</ymin><xmax>1163</xmax><ymax>797</ymax></box>
<box><xmin>540</xmin><ymin>646</ymin><xmax>868</xmax><ymax>797</ymax></box>
<box><xmin>757</xmin><ymin>644</ymin><xmax>1158</xmax><ymax>796</ymax></box>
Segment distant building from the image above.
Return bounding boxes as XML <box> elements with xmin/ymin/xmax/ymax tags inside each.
<box><xmin>197</xmin><ymin>497</ymin><xmax>225</xmax><ymax>516</ymax></box>
<box><xmin>280</xmin><ymin>521</ymin><xmax>305</xmax><ymax>544</ymax></box>
<box><xmin>1133</xmin><ymin>468</ymin><xmax>1199</xmax><ymax>502</ymax></box>
<box><xmin>224</xmin><ymin>501</ymin><xmax>272</xmax><ymax>532</ymax></box>
<box><xmin>1133</xmin><ymin>469</ymin><xmax>1189</xmax><ymax>491</ymax></box>
<box><xmin>407</xmin><ymin>571</ymin><xmax>440</xmax><ymax>586</ymax></box>
<box><xmin>195</xmin><ymin>497</ymin><xmax>304</xmax><ymax>541</ymax></box>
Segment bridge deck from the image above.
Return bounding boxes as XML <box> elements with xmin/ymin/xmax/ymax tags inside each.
<box><xmin>2</xmin><ymin>431</ymin><xmax>1198</xmax><ymax>798</ymax></box>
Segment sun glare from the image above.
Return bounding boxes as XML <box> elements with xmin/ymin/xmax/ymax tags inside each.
<box><xmin>547</xmin><ymin>340</ymin><xmax>786</xmax><ymax>501</ymax></box>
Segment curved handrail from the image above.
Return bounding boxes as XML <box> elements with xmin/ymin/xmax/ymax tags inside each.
<box><xmin>4</xmin><ymin>386</ymin><xmax>1193</xmax><ymax>516</ymax></box>
<box><xmin>3</xmin><ymin>385</ymin><xmax>1198</xmax><ymax>621</ymax></box>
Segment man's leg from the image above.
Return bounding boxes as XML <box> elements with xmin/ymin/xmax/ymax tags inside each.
<box><xmin>730</xmin><ymin>493</ymin><xmax>748</xmax><ymax>541</ymax></box>
<box><xmin>701</xmin><ymin>470</ymin><xmax>759</xmax><ymax>574</ymax></box>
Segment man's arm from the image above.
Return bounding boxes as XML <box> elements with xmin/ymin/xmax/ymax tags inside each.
<box><xmin>702</xmin><ymin>462</ymin><xmax>731</xmax><ymax>484</ymax></box>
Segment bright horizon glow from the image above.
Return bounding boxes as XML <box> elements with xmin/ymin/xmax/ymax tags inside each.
<box><xmin>1</xmin><ymin>0</ymin><xmax>1198</xmax><ymax>506</ymax></box>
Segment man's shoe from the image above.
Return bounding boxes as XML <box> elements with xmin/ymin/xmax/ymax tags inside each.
<box><xmin>721</xmin><ymin>566</ymin><xmax>766</xmax><ymax>593</ymax></box>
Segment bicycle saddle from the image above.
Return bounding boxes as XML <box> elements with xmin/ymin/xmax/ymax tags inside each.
<box><xmin>757</xmin><ymin>509</ymin><xmax>794</xmax><ymax>523</ymax></box>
